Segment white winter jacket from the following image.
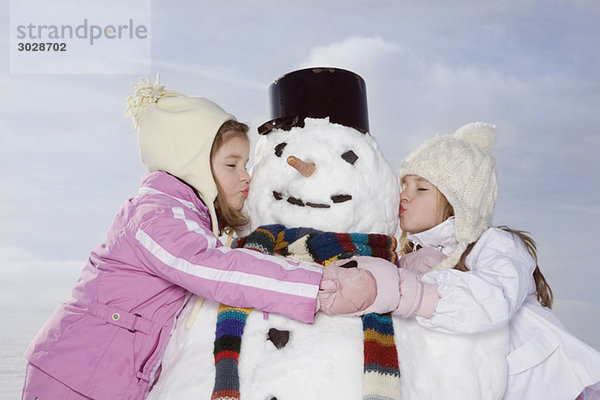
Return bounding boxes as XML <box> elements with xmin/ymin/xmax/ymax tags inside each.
<box><xmin>407</xmin><ymin>218</ymin><xmax>600</xmax><ymax>400</ymax></box>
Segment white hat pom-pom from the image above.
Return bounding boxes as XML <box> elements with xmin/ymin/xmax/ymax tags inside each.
<box><xmin>454</xmin><ymin>122</ymin><xmax>496</xmax><ymax>151</ymax></box>
<box><xmin>125</xmin><ymin>73</ymin><xmax>182</xmax><ymax>129</ymax></box>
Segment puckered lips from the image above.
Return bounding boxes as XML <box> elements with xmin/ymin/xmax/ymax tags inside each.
<box><xmin>272</xmin><ymin>190</ymin><xmax>352</xmax><ymax>209</ymax></box>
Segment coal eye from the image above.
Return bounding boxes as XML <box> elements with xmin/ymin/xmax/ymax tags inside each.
<box><xmin>341</xmin><ymin>150</ymin><xmax>358</xmax><ymax>165</ymax></box>
<box><xmin>275</xmin><ymin>142</ymin><xmax>287</xmax><ymax>157</ymax></box>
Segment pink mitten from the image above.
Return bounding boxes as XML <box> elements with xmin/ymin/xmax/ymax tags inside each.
<box><xmin>393</xmin><ymin>268</ymin><xmax>439</xmax><ymax>318</ymax></box>
<box><xmin>318</xmin><ymin>260</ymin><xmax>377</xmax><ymax>315</ymax></box>
<box><xmin>399</xmin><ymin>246</ymin><xmax>447</xmax><ymax>275</ymax></box>
<box><xmin>351</xmin><ymin>256</ymin><xmax>401</xmax><ymax>315</ymax></box>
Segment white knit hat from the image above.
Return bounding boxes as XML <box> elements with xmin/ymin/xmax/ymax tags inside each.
<box><xmin>125</xmin><ymin>75</ymin><xmax>236</xmax><ymax>234</ymax></box>
<box><xmin>397</xmin><ymin>122</ymin><xmax>498</xmax><ymax>270</ymax></box>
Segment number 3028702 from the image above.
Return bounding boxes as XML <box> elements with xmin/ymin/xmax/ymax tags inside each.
<box><xmin>18</xmin><ymin>42</ymin><xmax>67</xmax><ymax>51</ymax></box>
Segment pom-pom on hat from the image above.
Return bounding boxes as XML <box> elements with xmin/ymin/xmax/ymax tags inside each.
<box><xmin>397</xmin><ymin>122</ymin><xmax>499</xmax><ymax>270</ymax></box>
<box><xmin>125</xmin><ymin>74</ymin><xmax>236</xmax><ymax>234</ymax></box>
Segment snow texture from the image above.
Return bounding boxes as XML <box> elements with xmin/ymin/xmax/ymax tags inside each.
<box><xmin>148</xmin><ymin>119</ymin><xmax>509</xmax><ymax>399</ymax></box>
<box><xmin>246</xmin><ymin>118</ymin><xmax>400</xmax><ymax>236</ymax></box>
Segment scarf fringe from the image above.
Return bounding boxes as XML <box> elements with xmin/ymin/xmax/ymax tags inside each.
<box><xmin>211</xmin><ymin>304</ymin><xmax>252</xmax><ymax>400</ymax></box>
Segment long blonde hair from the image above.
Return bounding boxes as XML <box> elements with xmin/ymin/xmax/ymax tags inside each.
<box><xmin>399</xmin><ymin>189</ymin><xmax>553</xmax><ymax>309</ymax></box>
<box><xmin>210</xmin><ymin>120</ymin><xmax>250</xmax><ymax>235</ymax></box>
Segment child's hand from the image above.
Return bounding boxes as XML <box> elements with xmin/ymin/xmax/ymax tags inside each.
<box><xmin>399</xmin><ymin>246</ymin><xmax>446</xmax><ymax>274</ymax></box>
<box><xmin>317</xmin><ymin>260</ymin><xmax>377</xmax><ymax>315</ymax></box>
<box><xmin>394</xmin><ymin>268</ymin><xmax>439</xmax><ymax>318</ymax></box>
<box><xmin>318</xmin><ymin>256</ymin><xmax>402</xmax><ymax>316</ymax></box>
<box><xmin>350</xmin><ymin>256</ymin><xmax>401</xmax><ymax>315</ymax></box>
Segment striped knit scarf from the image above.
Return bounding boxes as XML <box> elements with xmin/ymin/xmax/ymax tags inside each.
<box><xmin>211</xmin><ymin>224</ymin><xmax>401</xmax><ymax>400</ymax></box>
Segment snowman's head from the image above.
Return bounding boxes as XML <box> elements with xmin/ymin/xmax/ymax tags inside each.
<box><xmin>247</xmin><ymin>118</ymin><xmax>399</xmax><ymax>235</ymax></box>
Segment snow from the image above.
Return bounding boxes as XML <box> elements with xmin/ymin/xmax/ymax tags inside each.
<box><xmin>246</xmin><ymin>118</ymin><xmax>399</xmax><ymax>236</ymax></box>
<box><xmin>149</xmin><ymin>297</ymin><xmax>508</xmax><ymax>400</ymax></box>
<box><xmin>148</xmin><ymin>118</ymin><xmax>509</xmax><ymax>399</ymax></box>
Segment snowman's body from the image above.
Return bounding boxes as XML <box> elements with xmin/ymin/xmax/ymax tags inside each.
<box><xmin>148</xmin><ymin>119</ymin><xmax>508</xmax><ymax>400</ymax></box>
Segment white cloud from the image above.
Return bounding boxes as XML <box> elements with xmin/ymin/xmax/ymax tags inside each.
<box><xmin>297</xmin><ymin>36</ymin><xmax>404</xmax><ymax>77</ymax></box>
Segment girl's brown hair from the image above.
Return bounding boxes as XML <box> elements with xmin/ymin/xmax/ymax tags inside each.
<box><xmin>399</xmin><ymin>190</ymin><xmax>554</xmax><ymax>309</ymax></box>
<box><xmin>210</xmin><ymin>119</ymin><xmax>250</xmax><ymax>235</ymax></box>
<box><xmin>452</xmin><ymin>227</ymin><xmax>553</xmax><ymax>308</ymax></box>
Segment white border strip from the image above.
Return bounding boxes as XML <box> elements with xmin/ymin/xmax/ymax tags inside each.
<box><xmin>138</xmin><ymin>187</ymin><xmax>200</xmax><ymax>212</ymax></box>
<box><xmin>171</xmin><ymin>206</ymin><xmax>217</xmax><ymax>248</ymax></box>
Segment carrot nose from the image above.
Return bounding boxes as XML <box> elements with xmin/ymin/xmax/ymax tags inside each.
<box><xmin>287</xmin><ymin>156</ymin><xmax>316</xmax><ymax>177</ymax></box>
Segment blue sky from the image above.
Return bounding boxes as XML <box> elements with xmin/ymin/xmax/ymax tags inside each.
<box><xmin>1</xmin><ymin>0</ymin><xmax>599</xmax><ymax>357</ymax></box>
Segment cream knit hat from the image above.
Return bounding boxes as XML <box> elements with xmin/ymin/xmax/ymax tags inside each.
<box><xmin>125</xmin><ymin>75</ymin><xmax>236</xmax><ymax>234</ymax></box>
<box><xmin>397</xmin><ymin>122</ymin><xmax>498</xmax><ymax>270</ymax></box>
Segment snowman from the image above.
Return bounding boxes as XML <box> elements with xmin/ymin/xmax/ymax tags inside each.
<box><xmin>148</xmin><ymin>68</ymin><xmax>509</xmax><ymax>400</ymax></box>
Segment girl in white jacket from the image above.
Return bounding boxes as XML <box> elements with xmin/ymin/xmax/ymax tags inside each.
<box><xmin>392</xmin><ymin>122</ymin><xmax>600</xmax><ymax>399</ymax></box>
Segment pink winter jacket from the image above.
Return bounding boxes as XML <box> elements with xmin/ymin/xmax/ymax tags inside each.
<box><xmin>24</xmin><ymin>171</ymin><xmax>323</xmax><ymax>399</ymax></box>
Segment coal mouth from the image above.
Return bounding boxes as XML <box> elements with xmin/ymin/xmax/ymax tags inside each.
<box><xmin>272</xmin><ymin>191</ymin><xmax>352</xmax><ymax>208</ymax></box>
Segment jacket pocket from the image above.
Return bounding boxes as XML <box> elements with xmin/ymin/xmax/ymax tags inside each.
<box><xmin>507</xmin><ymin>330</ymin><xmax>560</xmax><ymax>375</ymax></box>
<box><xmin>89</xmin><ymin>302</ymin><xmax>166</xmax><ymax>383</ymax></box>
<box><xmin>134</xmin><ymin>327</ymin><xmax>163</xmax><ymax>382</ymax></box>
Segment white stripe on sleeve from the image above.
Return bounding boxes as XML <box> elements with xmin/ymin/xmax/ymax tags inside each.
<box><xmin>135</xmin><ymin>228</ymin><xmax>319</xmax><ymax>299</ymax></box>
<box><xmin>171</xmin><ymin>206</ymin><xmax>218</xmax><ymax>248</ymax></box>
<box><xmin>171</xmin><ymin>206</ymin><xmax>323</xmax><ymax>274</ymax></box>
<box><xmin>214</xmin><ymin>246</ymin><xmax>324</xmax><ymax>273</ymax></box>
<box><xmin>138</xmin><ymin>187</ymin><xmax>201</xmax><ymax>212</ymax></box>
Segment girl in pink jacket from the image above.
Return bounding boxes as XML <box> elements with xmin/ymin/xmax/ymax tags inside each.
<box><xmin>21</xmin><ymin>76</ymin><xmax>375</xmax><ymax>400</ymax></box>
